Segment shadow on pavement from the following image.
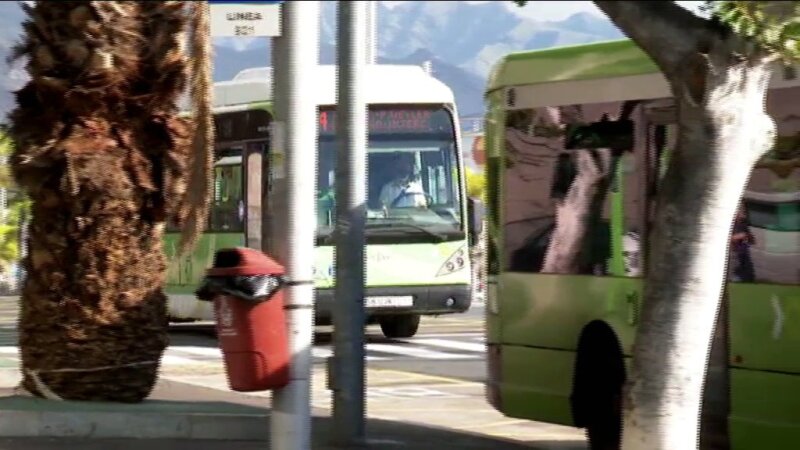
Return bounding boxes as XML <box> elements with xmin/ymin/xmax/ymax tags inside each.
<box><xmin>0</xmin><ymin>414</ymin><xmax>587</xmax><ymax>450</ymax></box>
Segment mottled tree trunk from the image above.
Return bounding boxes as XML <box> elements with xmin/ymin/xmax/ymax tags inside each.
<box><xmin>620</xmin><ymin>43</ymin><xmax>774</xmax><ymax>450</ymax></box>
<box><xmin>7</xmin><ymin>1</ymin><xmax>210</xmax><ymax>402</ymax></box>
<box><xmin>592</xmin><ymin>3</ymin><xmax>779</xmax><ymax>449</ymax></box>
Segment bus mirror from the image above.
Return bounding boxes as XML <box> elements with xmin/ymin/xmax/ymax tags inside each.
<box><xmin>467</xmin><ymin>197</ymin><xmax>485</xmax><ymax>245</ymax></box>
<box><xmin>565</xmin><ymin>119</ymin><xmax>634</xmax><ymax>152</ymax></box>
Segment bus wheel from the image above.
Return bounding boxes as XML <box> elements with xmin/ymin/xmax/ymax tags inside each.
<box><xmin>585</xmin><ymin>391</ymin><xmax>622</xmax><ymax>450</ymax></box>
<box><xmin>379</xmin><ymin>314</ymin><xmax>421</xmax><ymax>339</ymax></box>
<box><xmin>572</xmin><ymin>322</ymin><xmax>625</xmax><ymax>450</ymax></box>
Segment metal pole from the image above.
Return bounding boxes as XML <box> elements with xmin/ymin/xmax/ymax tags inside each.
<box><xmin>331</xmin><ymin>0</ymin><xmax>368</xmax><ymax>446</ymax></box>
<box><xmin>365</xmin><ymin>1</ymin><xmax>377</xmax><ymax>65</ymax></box>
<box><xmin>270</xmin><ymin>2</ymin><xmax>320</xmax><ymax>449</ymax></box>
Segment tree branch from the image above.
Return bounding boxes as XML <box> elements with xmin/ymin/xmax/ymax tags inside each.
<box><xmin>593</xmin><ymin>1</ymin><xmax>715</xmax><ymax>74</ymax></box>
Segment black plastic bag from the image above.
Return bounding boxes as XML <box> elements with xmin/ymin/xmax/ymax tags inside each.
<box><xmin>196</xmin><ymin>274</ymin><xmax>285</xmax><ymax>304</ymax></box>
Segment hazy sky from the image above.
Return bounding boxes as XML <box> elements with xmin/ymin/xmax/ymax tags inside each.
<box><xmin>383</xmin><ymin>1</ymin><xmax>707</xmax><ymax>22</ymax></box>
<box><xmin>215</xmin><ymin>1</ymin><xmax>708</xmax><ymax>51</ymax></box>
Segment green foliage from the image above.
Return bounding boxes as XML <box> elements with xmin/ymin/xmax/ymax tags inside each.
<box><xmin>513</xmin><ymin>1</ymin><xmax>800</xmax><ymax>60</ymax></box>
<box><xmin>465</xmin><ymin>166</ymin><xmax>486</xmax><ymax>201</ymax></box>
<box><xmin>711</xmin><ymin>1</ymin><xmax>800</xmax><ymax>60</ymax></box>
<box><xmin>0</xmin><ymin>131</ymin><xmax>28</xmax><ymax>272</ymax></box>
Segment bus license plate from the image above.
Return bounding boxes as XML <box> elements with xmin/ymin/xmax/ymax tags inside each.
<box><xmin>365</xmin><ymin>296</ymin><xmax>413</xmax><ymax>308</ymax></box>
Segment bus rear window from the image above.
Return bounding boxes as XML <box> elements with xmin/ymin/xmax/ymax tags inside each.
<box><xmin>745</xmin><ymin>200</ymin><xmax>800</xmax><ymax>232</ymax></box>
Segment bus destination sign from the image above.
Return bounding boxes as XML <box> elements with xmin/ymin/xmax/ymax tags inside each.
<box><xmin>209</xmin><ymin>1</ymin><xmax>284</xmax><ymax>37</ymax></box>
<box><xmin>319</xmin><ymin>108</ymin><xmax>453</xmax><ymax>136</ymax></box>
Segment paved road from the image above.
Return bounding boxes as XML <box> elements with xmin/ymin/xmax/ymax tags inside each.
<box><xmin>1</xmin><ymin>297</ymin><xmax>488</xmax><ymax>381</ymax></box>
<box><xmin>0</xmin><ymin>298</ymin><xmax>586</xmax><ymax>448</ymax></box>
<box><xmin>167</xmin><ymin>308</ymin><xmax>487</xmax><ymax>372</ymax></box>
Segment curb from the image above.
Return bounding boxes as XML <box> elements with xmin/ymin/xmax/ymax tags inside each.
<box><xmin>0</xmin><ymin>371</ymin><xmax>270</xmax><ymax>440</ymax></box>
<box><xmin>0</xmin><ymin>408</ymin><xmax>269</xmax><ymax>440</ymax></box>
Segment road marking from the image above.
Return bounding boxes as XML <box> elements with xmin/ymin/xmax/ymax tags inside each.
<box><xmin>0</xmin><ymin>349</ymin><xmax>203</xmax><ymax>367</ymax></box>
<box><xmin>172</xmin><ymin>346</ymin><xmax>222</xmax><ymax>357</ymax></box>
<box><xmin>366</xmin><ymin>343</ymin><xmax>478</xmax><ymax>360</ymax></box>
<box><xmin>173</xmin><ymin>345</ymin><xmax>389</xmax><ymax>361</ymax></box>
<box><xmin>366</xmin><ymin>386</ymin><xmax>467</xmax><ymax>399</ymax></box>
<box><xmin>161</xmin><ymin>355</ymin><xmax>203</xmax><ymax>366</ymax></box>
<box><xmin>468</xmin><ymin>418</ymin><xmax>530</xmax><ymax>429</ymax></box>
<box><xmin>370</xmin><ymin>368</ymin><xmax>480</xmax><ymax>386</ymax></box>
<box><xmin>314</xmin><ymin>347</ymin><xmax>388</xmax><ymax>360</ymax></box>
<box><xmin>412</xmin><ymin>332</ymin><xmax>484</xmax><ymax>339</ymax></box>
<box><xmin>407</xmin><ymin>338</ymin><xmax>485</xmax><ymax>353</ymax></box>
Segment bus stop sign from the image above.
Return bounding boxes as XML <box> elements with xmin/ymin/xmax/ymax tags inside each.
<box><xmin>209</xmin><ymin>1</ymin><xmax>284</xmax><ymax>37</ymax></box>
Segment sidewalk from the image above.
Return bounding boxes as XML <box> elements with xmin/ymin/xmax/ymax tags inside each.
<box><xmin>0</xmin><ymin>366</ymin><xmax>586</xmax><ymax>450</ymax></box>
<box><xmin>0</xmin><ymin>419</ymin><xmax>579</xmax><ymax>450</ymax></box>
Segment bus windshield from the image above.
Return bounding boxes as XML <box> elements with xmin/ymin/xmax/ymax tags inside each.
<box><xmin>316</xmin><ymin>105</ymin><xmax>464</xmax><ymax>242</ymax></box>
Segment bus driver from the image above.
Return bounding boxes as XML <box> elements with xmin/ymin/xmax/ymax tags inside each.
<box><xmin>379</xmin><ymin>152</ymin><xmax>428</xmax><ymax>209</ymax></box>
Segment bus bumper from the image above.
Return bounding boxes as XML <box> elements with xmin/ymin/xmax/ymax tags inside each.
<box><xmin>313</xmin><ymin>284</ymin><xmax>471</xmax><ymax>323</ymax></box>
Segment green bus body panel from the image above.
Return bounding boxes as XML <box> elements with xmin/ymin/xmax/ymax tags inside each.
<box><xmin>484</xmin><ymin>37</ymin><xmax>800</xmax><ymax>450</ymax></box>
<box><xmin>248</xmin><ymin>102</ymin><xmax>273</xmax><ymax>113</ymax></box>
<box><xmin>496</xmin><ymin>275</ymin><xmax>800</xmax><ymax>448</ymax></box>
<box><xmin>163</xmin><ymin>232</ymin><xmax>469</xmax><ymax>292</ymax></box>
<box><xmin>729</xmin><ymin>369</ymin><xmax>800</xmax><ymax>449</ymax></box>
<box><xmin>164</xmin><ymin>232</ymin><xmax>245</xmax><ymax>293</ymax></box>
<box><xmin>500</xmin><ymin>347</ymin><xmax>634</xmax><ymax>428</ymax></box>
<box><xmin>483</xmin><ymin>88</ymin><xmax>506</xmax><ymax>345</ymax></box>
<box><xmin>486</xmin><ymin>39</ymin><xmax>658</xmax><ymax>93</ymax></box>
<box><xmin>499</xmin><ymin>273</ymin><xmax>638</xmax><ymax>355</ymax></box>
<box><xmin>500</xmin><ymin>346</ymin><xmax>575</xmax><ymax>427</ymax></box>
<box><xmin>313</xmin><ymin>241</ymin><xmax>469</xmax><ymax>288</ymax></box>
<box><xmin>729</xmin><ymin>283</ymin><xmax>800</xmax><ymax>374</ymax></box>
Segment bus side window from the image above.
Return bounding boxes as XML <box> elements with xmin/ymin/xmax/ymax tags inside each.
<box><xmin>208</xmin><ymin>164</ymin><xmax>244</xmax><ymax>232</ymax></box>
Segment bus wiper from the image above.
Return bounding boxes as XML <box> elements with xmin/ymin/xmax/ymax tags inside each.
<box><xmin>366</xmin><ymin>222</ymin><xmax>448</xmax><ymax>241</ymax></box>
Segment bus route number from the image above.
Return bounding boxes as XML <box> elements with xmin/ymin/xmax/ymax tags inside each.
<box><xmin>235</xmin><ymin>25</ymin><xmax>256</xmax><ymax>36</ymax></box>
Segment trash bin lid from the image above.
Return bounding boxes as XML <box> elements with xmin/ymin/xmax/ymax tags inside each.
<box><xmin>206</xmin><ymin>247</ymin><xmax>285</xmax><ymax>277</ymax></box>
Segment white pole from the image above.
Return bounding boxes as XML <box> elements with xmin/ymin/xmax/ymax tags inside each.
<box><xmin>270</xmin><ymin>1</ymin><xmax>320</xmax><ymax>449</ymax></box>
<box><xmin>331</xmin><ymin>0</ymin><xmax>368</xmax><ymax>445</ymax></box>
<box><xmin>365</xmin><ymin>1</ymin><xmax>377</xmax><ymax>65</ymax></box>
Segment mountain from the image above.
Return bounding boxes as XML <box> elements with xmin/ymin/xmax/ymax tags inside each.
<box><xmin>0</xmin><ymin>1</ymin><xmax>625</xmax><ymax>120</ymax></box>
<box><xmin>212</xmin><ymin>39</ymin><xmax>487</xmax><ymax>117</ymax></box>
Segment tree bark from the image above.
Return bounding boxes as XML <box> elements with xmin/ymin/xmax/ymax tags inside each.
<box><xmin>593</xmin><ymin>2</ymin><xmax>778</xmax><ymax>449</ymax></box>
<box><xmin>622</xmin><ymin>54</ymin><xmax>773</xmax><ymax>450</ymax></box>
<box><xmin>629</xmin><ymin>48</ymin><xmax>773</xmax><ymax>450</ymax></box>
<box><xmin>8</xmin><ymin>1</ymin><xmax>199</xmax><ymax>402</ymax></box>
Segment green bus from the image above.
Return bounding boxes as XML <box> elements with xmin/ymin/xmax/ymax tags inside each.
<box><xmin>165</xmin><ymin>64</ymin><xmax>481</xmax><ymax>339</ymax></box>
<box><xmin>483</xmin><ymin>39</ymin><xmax>800</xmax><ymax>448</ymax></box>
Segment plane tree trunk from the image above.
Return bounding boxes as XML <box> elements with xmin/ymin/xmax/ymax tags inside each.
<box><xmin>593</xmin><ymin>2</ymin><xmax>778</xmax><ymax>449</ymax></box>
<box><xmin>7</xmin><ymin>1</ymin><xmax>209</xmax><ymax>402</ymax></box>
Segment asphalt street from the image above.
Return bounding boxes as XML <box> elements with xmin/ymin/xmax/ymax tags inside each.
<box><xmin>0</xmin><ymin>298</ymin><xmax>587</xmax><ymax>448</ymax></box>
<box><xmin>167</xmin><ymin>304</ymin><xmax>488</xmax><ymax>382</ymax></box>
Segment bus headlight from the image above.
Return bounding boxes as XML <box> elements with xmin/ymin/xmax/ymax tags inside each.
<box><xmin>437</xmin><ymin>247</ymin><xmax>467</xmax><ymax>277</ymax></box>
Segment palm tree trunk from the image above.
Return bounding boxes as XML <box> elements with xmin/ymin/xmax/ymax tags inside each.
<box><xmin>7</xmin><ymin>1</ymin><xmax>209</xmax><ymax>403</ymax></box>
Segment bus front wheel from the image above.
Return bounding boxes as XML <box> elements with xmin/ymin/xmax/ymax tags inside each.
<box><xmin>379</xmin><ymin>314</ymin><xmax>421</xmax><ymax>339</ymax></box>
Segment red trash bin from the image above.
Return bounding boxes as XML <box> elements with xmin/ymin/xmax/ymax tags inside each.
<box><xmin>199</xmin><ymin>247</ymin><xmax>290</xmax><ymax>392</ymax></box>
